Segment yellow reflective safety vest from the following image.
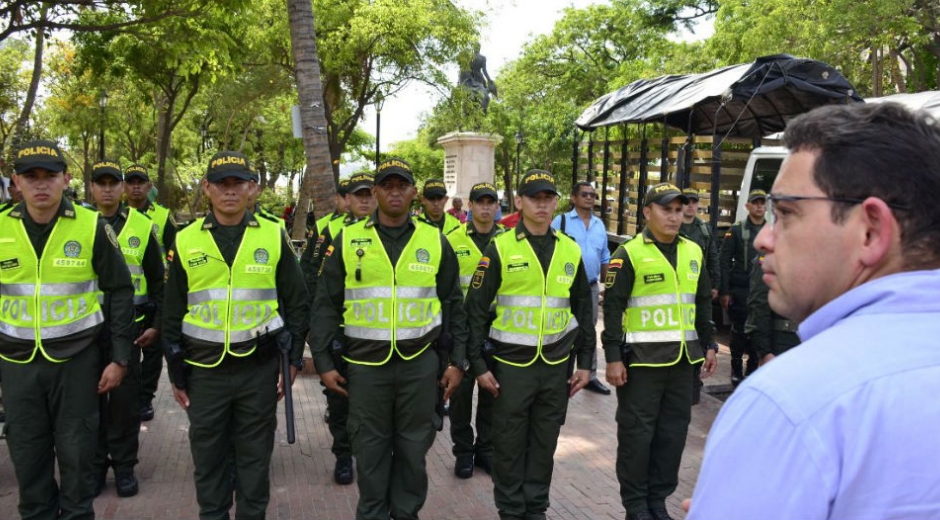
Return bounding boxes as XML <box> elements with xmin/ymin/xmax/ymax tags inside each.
<box><xmin>0</xmin><ymin>204</ymin><xmax>104</xmax><ymax>363</ymax></box>
<box><xmin>176</xmin><ymin>216</ymin><xmax>284</xmax><ymax>367</ymax></box>
<box><xmin>145</xmin><ymin>201</ymin><xmax>171</xmax><ymax>248</ymax></box>
<box><xmin>341</xmin><ymin>220</ymin><xmax>442</xmax><ymax>365</ymax></box>
<box><xmin>419</xmin><ymin>212</ymin><xmax>461</xmax><ymax>235</ymax></box>
<box><xmin>317</xmin><ymin>212</ymin><xmax>345</xmax><ymax>239</ymax></box>
<box><xmin>445</xmin><ymin>222</ymin><xmax>502</xmax><ymax>297</ymax></box>
<box><xmin>488</xmin><ymin>231</ymin><xmax>581</xmax><ymax>366</ymax></box>
<box><xmin>115</xmin><ymin>208</ymin><xmax>155</xmax><ymax>306</ymax></box>
<box><xmin>622</xmin><ymin>234</ymin><xmax>704</xmax><ymax>367</ymax></box>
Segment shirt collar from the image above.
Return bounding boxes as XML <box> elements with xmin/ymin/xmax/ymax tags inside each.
<box><xmin>513</xmin><ymin>219</ymin><xmax>558</xmax><ymax>241</ymax></box>
<box><xmin>364</xmin><ymin>211</ymin><xmax>415</xmax><ymax>231</ymax></box>
<box><xmin>202</xmin><ymin>210</ymin><xmax>257</xmax><ymax>230</ymax></box>
<box><xmin>641</xmin><ymin>226</ymin><xmax>678</xmax><ymax>245</ymax></box>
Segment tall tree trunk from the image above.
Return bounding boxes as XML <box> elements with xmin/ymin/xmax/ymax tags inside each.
<box><xmin>11</xmin><ymin>6</ymin><xmax>47</xmax><ymax>149</ymax></box>
<box><xmin>155</xmin><ymin>91</ymin><xmax>175</xmax><ymax>204</ymax></box>
<box><xmin>287</xmin><ymin>0</ymin><xmax>336</xmax><ymax>240</ymax></box>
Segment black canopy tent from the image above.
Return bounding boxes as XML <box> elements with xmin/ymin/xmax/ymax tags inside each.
<box><xmin>573</xmin><ymin>54</ymin><xmax>863</xmax><ymax>232</ymax></box>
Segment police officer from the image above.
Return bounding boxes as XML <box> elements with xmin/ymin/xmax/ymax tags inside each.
<box><xmin>745</xmin><ymin>256</ymin><xmax>800</xmax><ymax>365</ymax></box>
<box><xmin>603</xmin><ymin>183</ymin><xmax>717</xmax><ymax>520</ymax></box>
<box><xmin>0</xmin><ymin>139</ymin><xmax>135</xmax><ymax>519</ymax></box>
<box><xmin>719</xmin><ymin>189</ymin><xmax>766</xmax><ymax>385</ymax></box>
<box><xmin>315</xmin><ymin>177</ymin><xmax>351</xmax><ymax>240</ymax></box>
<box><xmin>446</xmin><ymin>181</ymin><xmax>504</xmax><ymax>479</ymax></box>
<box><xmin>679</xmin><ymin>188</ymin><xmax>719</xmax><ymax>405</ymax></box>
<box><xmin>466</xmin><ymin>170</ymin><xmax>596</xmax><ymax>520</ymax></box>
<box><xmin>124</xmin><ymin>163</ymin><xmax>177</xmax><ymax>421</ymax></box>
<box><xmin>311</xmin><ymin>158</ymin><xmax>468</xmax><ymax>520</ymax></box>
<box><xmin>417</xmin><ymin>177</ymin><xmax>462</xmax><ymax>234</ymax></box>
<box><xmin>301</xmin><ymin>172</ymin><xmax>375</xmax><ymax>486</ymax></box>
<box><xmin>162</xmin><ymin>151</ymin><xmax>308</xmax><ymax>520</ymax></box>
<box><xmin>88</xmin><ymin>159</ymin><xmax>166</xmax><ymax>498</ymax></box>
<box><xmin>248</xmin><ymin>176</ymin><xmax>286</xmax><ymax>228</ymax></box>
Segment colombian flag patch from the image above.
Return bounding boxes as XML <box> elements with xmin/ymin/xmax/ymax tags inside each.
<box><xmin>477</xmin><ymin>256</ymin><xmax>490</xmax><ymax>269</ymax></box>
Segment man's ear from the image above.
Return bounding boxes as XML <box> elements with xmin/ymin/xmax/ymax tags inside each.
<box><xmin>857</xmin><ymin>197</ymin><xmax>902</xmax><ymax>268</ymax></box>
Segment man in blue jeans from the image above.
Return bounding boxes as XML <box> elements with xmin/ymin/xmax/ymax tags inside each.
<box><xmin>552</xmin><ymin>181</ymin><xmax>610</xmax><ymax>394</ymax></box>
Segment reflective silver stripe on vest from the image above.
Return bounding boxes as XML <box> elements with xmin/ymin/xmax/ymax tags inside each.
<box><xmin>459</xmin><ymin>275</ymin><xmax>472</xmax><ymax>287</ymax></box>
<box><xmin>0</xmin><ymin>311</ymin><xmax>104</xmax><ymax>340</ymax></box>
<box><xmin>182</xmin><ymin>315</ymin><xmax>285</xmax><ymax>344</ymax></box>
<box><xmin>345</xmin><ymin>314</ymin><xmax>443</xmax><ymax>342</ymax></box>
<box><xmin>627</xmin><ymin>293</ymin><xmax>696</xmax><ymax>307</ymax></box>
<box><xmin>1</xmin><ymin>282</ymin><xmax>99</xmax><ymax>298</ymax></box>
<box><xmin>623</xmin><ymin>329</ymin><xmax>699</xmax><ymax>344</ymax></box>
<box><xmin>40</xmin><ymin>280</ymin><xmax>99</xmax><ymax>296</ymax></box>
<box><xmin>488</xmin><ymin>315</ymin><xmax>579</xmax><ymax>346</ymax></box>
<box><xmin>127</xmin><ymin>265</ymin><xmax>145</xmax><ymax>275</ymax></box>
<box><xmin>345</xmin><ymin>287</ymin><xmax>394</xmax><ymax>301</ymax></box>
<box><xmin>496</xmin><ymin>295</ymin><xmax>543</xmax><ymax>308</ymax></box>
<box><xmin>187</xmin><ymin>288</ymin><xmax>278</xmax><ymax>306</ymax></box>
<box><xmin>344</xmin><ymin>286</ymin><xmax>436</xmax><ymax>301</ymax></box>
<box><xmin>133</xmin><ymin>295</ymin><xmax>150</xmax><ymax>305</ymax></box>
<box><xmin>0</xmin><ymin>283</ymin><xmax>34</xmax><ymax>296</ymax></box>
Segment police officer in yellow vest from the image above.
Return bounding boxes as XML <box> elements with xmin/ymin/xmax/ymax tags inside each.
<box><xmin>315</xmin><ymin>178</ymin><xmax>350</xmax><ymax>241</ymax></box>
<box><xmin>124</xmin><ymin>163</ymin><xmax>176</xmax><ymax>422</ymax></box>
<box><xmin>417</xmin><ymin>178</ymin><xmax>462</xmax><ymax>234</ymax></box>
<box><xmin>248</xmin><ymin>173</ymin><xmax>286</xmax><ymax>229</ymax></box>
<box><xmin>162</xmin><ymin>151</ymin><xmax>309</xmax><ymax>520</ymax></box>
<box><xmin>88</xmin><ymin>159</ymin><xmax>166</xmax><ymax>498</ymax></box>
<box><xmin>311</xmin><ymin>158</ymin><xmax>468</xmax><ymax>520</ymax></box>
<box><xmin>0</xmin><ymin>140</ymin><xmax>135</xmax><ymax>520</ymax></box>
<box><xmin>301</xmin><ymin>172</ymin><xmax>375</xmax><ymax>486</ymax></box>
<box><xmin>466</xmin><ymin>170</ymin><xmax>596</xmax><ymax>520</ymax></box>
<box><xmin>603</xmin><ymin>183</ymin><xmax>718</xmax><ymax>520</ymax></box>
<box><xmin>445</xmin><ymin>181</ymin><xmax>503</xmax><ymax>479</ymax></box>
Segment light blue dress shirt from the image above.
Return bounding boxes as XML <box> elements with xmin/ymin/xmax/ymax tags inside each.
<box><xmin>689</xmin><ymin>269</ymin><xmax>940</xmax><ymax>520</ymax></box>
<box><xmin>551</xmin><ymin>209</ymin><xmax>610</xmax><ymax>283</ymax></box>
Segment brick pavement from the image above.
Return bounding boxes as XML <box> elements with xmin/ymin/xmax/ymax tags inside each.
<box><xmin>0</xmin><ymin>340</ymin><xmax>733</xmax><ymax>520</ymax></box>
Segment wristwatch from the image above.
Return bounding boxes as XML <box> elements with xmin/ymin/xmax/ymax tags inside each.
<box><xmin>706</xmin><ymin>342</ymin><xmax>720</xmax><ymax>352</ymax></box>
<box><xmin>292</xmin><ymin>358</ymin><xmax>305</xmax><ymax>370</ymax></box>
<box><xmin>448</xmin><ymin>359</ymin><xmax>470</xmax><ymax>373</ymax></box>
<box><xmin>114</xmin><ymin>359</ymin><xmax>129</xmax><ymax>368</ymax></box>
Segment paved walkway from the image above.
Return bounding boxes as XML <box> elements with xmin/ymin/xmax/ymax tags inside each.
<box><xmin>0</xmin><ymin>339</ymin><xmax>735</xmax><ymax>519</ymax></box>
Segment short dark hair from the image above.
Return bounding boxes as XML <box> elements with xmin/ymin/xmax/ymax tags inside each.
<box><xmin>784</xmin><ymin>102</ymin><xmax>940</xmax><ymax>267</ymax></box>
<box><xmin>571</xmin><ymin>181</ymin><xmax>593</xmax><ymax>197</ymax></box>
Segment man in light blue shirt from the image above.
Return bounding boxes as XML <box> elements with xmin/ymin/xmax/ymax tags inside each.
<box><xmin>552</xmin><ymin>181</ymin><xmax>611</xmax><ymax>394</ymax></box>
<box><xmin>689</xmin><ymin>103</ymin><xmax>940</xmax><ymax>519</ymax></box>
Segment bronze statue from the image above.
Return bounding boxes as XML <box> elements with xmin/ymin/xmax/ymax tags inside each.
<box><xmin>458</xmin><ymin>43</ymin><xmax>498</xmax><ymax>113</ymax></box>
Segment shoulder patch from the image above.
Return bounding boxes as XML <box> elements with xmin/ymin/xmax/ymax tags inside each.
<box><xmin>104</xmin><ymin>223</ymin><xmax>119</xmax><ymax>249</ymax></box>
<box><xmin>476</xmin><ymin>256</ymin><xmax>490</xmax><ymax>269</ymax></box>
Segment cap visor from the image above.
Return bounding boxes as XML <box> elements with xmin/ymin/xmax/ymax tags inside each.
<box><xmin>208</xmin><ymin>171</ymin><xmax>253</xmax><ymax>182</ymax></box>
<box><xmin>15</xmin><ymin>161</ymin><xmax>66</xmax><ymax>174</ymax></box>
<box><xmin>652</xmin><ymin>193</ymin><xmax>690</xmax><ymax>206</ymax></box>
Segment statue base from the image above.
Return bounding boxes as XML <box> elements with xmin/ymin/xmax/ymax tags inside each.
<box><xmin>437</xmin><ymin>132</ymin><xmax>503</xmax><ymax>202</ymax></box>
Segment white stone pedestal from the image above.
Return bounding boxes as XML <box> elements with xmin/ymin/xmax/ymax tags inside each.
<box><xmin>437</xmin><ymin>132</ymin><xmax>503</xmax><ymax>201</ymax></box>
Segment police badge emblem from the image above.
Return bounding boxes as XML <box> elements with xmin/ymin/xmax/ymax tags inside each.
<box><xmin>565</xmin><ymin>262</ymin><xmax>575</xmax><ymax>277</ymax></box>
<box><xmin>128</xmin><ymin>236</ymin><xmax>141</xmax><ymax>248</ymax></box>
<box><xmin>254</xmin><ymin>248</ymin><xmax>270</xmax><ymax>264</ymax></box>
<box><xmin>64</xmin><ymin>241</ymin><xmax>82</xmax><ymax>258</ymax></box>
<box><xmin>416</xmin><ymin>248</ymin><xmax>430</xmax><ymax>263</ymax></box>
<box><xmin>690</xmin><ymin>259</ymin><xmax>700</xmax><ymax>274</ymax></box>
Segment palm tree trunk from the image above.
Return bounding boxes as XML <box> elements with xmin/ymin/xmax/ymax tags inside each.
<box><xmin>286</xmin><ymin>0</ymin><xmax>336</xmax><ymax>240</ymax></box>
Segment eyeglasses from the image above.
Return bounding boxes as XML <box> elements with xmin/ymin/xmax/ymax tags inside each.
<box><xmin>766</xmin><ymin>193</ymin><xmax>911</xmax><ymax>226</ymax></box>
<box><xmin>578</xmin><ymin>192</ymin><xmax>597</xmax><ymax>198</ymax></box>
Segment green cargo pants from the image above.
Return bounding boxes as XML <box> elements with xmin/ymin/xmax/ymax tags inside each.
<box><xmin>186</xmin><ymin>354</ymin><xmax>279</xmax><ymax>520</ymax></box>
<box><xmin>0</xmin><ymin>345</ymin><xmax>100</xmax><ymax>520</ymax></box>
<box><xmin>347</xmin><ymin>350</ymin><xmax>438</xmax><ymax>520</ymax></box>
<box><xmin>490</xmin><ymin>359</ymin><xmax>569</xmax><ymax>520</ymax></box>
<box><xmin>94</xmin><ymin>348</ymin><xmax>141</xmax><ymax>472</ymax></box>
<box><xmin>449</xmin><ymin>367</ymin><xmax>494</xmax><ymax>458</ymax></box>
<box><xmin>615</xmin><ymin>360</ymin><xmax>695</xmax><ymax>515</ymax></box>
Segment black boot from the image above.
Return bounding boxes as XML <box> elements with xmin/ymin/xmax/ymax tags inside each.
<box><xmin>731</xmin><ymin>358</ymin><xmax>744</xmax><ymax>387</ymax></box>
<box><xmin>334</xmin><ymin>456</ymin><xmax>354</xmax><ymax>485</ymax></box>
<box><xmin>115</xmin><ymin>468</ymin><xmax>139</xmax><ymax>497</ymax></box>
<box><xmin>454</xmin><ymin>455</ymin><xmax>474</xmax><ymax>479</ymax></box>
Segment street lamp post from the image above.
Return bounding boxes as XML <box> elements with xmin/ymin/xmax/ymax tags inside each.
<box><xmin>98</xmin><ymin>90</ymin><xmax>109</xmax><ymax>161</ymax></box>
<box><xmin>375</xmin><ymin>93</ymin><xmax>386</xmax><ymax>170</ymax></box>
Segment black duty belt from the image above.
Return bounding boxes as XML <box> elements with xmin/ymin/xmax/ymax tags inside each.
<box><xmin>773</xmin><ymin>319</ymin><xmax>799</xmax><ymax>333</ymax></box>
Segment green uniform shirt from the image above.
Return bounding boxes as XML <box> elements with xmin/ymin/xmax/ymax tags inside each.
<box><xmin>719</xmin><ymin>218</ymin><xmax>765</xmax><ymax>294</ymax></box>
<box><xmin>417</xmin><ymin>212</ymin><xmax>462</xmax><ymax>235</ymax></box>
<box><xmin>744</xmin><ymin>257</ymin><xmax>801</xmax><ymax>357</ymax></box>
<box><xmin>464</xmin><ymin>220</ymin><xmax>597</xmax><ymax>377</ymax></box>
<box><xmin>602</xmin><ymin>228</ymin><xmax>714</xmax><ymax>364</ymax></box>
<box><xmin>99</xmin><ymin>204</ymin><xmax>166</xmax><ymax>327</ymax></box>
<box><xmin>309</xmin><ymin>213</ymin><xmax>468</xmax><ymax>374</ymax></box>
<box><xmin>162</xmin><ymin>211</ymin><xmax>309</xmax><ymax>364</ymax></box>
<box><xmin>0</xmin><ymin>199</ymin><xmax>136</xmax><ymax>364</ymax></box>
<box><xmin>135</xmin><ymin>199</ymin><xmax>177</xmax><ymax>255</ymax></box>
<box><xmin>680</xmin><ymin>216</ymin><xmax>720</xmax><ymax>291</ymax></box>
